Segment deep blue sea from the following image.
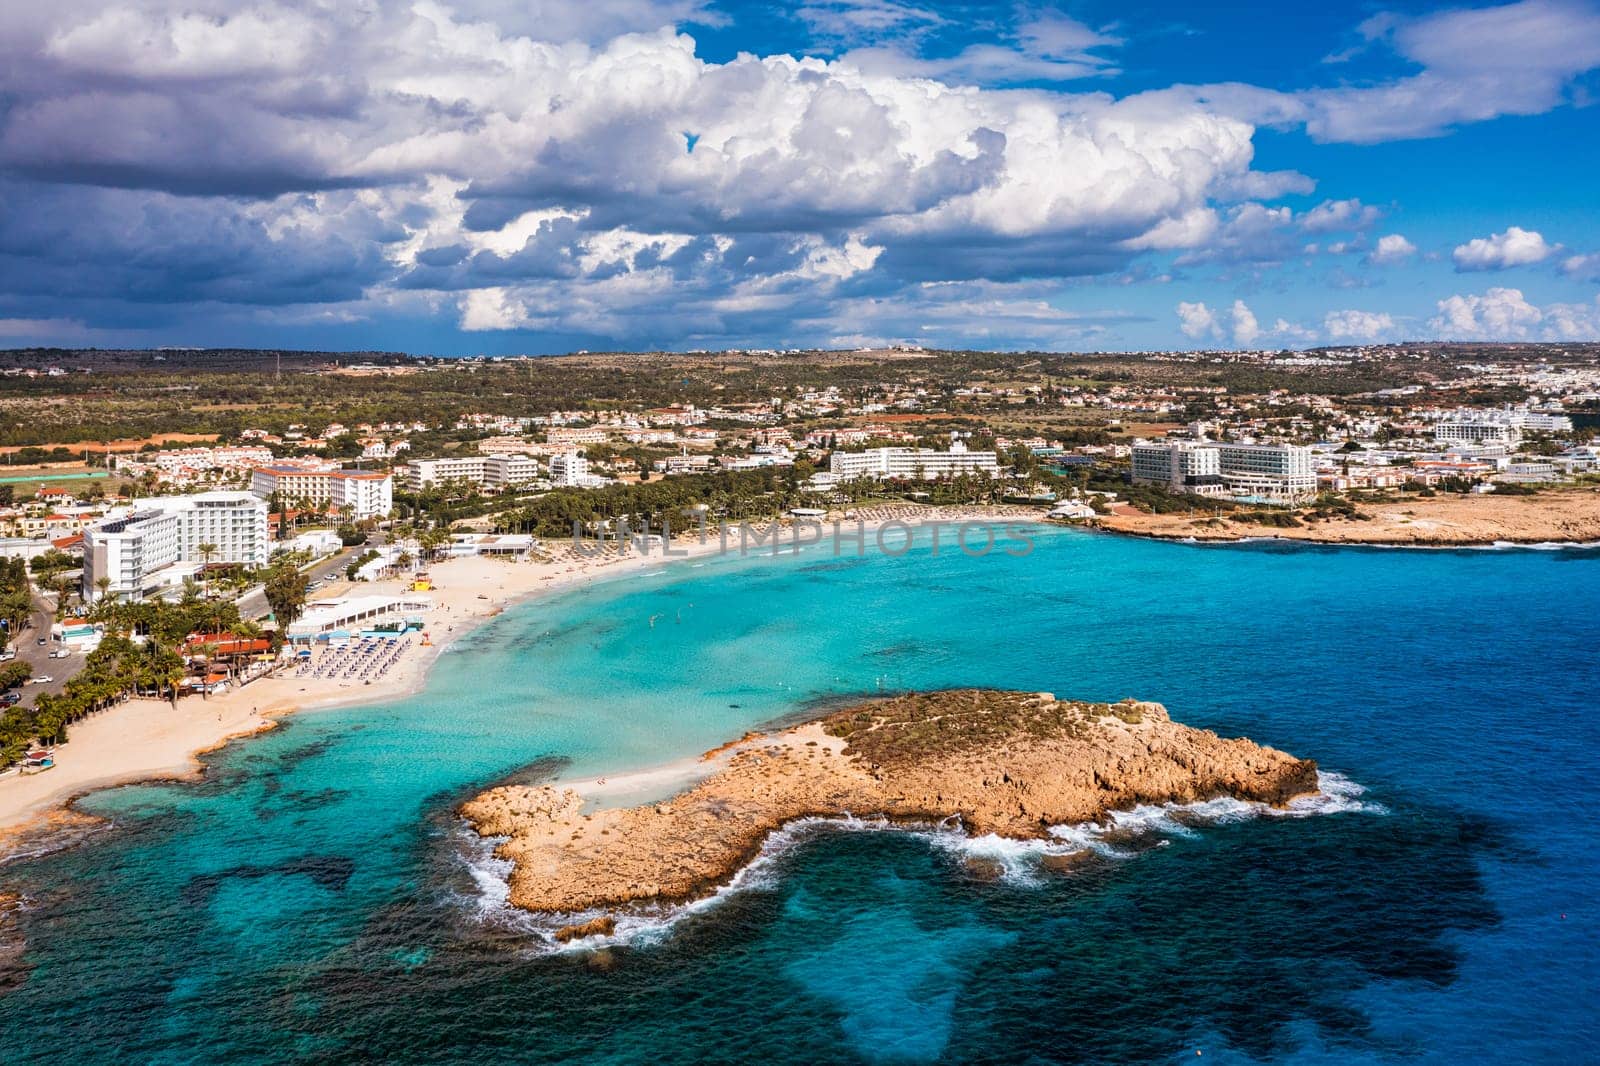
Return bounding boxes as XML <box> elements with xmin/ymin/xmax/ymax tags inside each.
<box><xmin>1</xmin><ymin>527</ymin><xmax>1597</xmax><ymax>1064</ymax></box>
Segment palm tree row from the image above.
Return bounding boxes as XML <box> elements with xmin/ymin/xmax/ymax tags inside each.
<box><xmin>0</xmin><ymin>636</ymin><xmax>186</xmax><ymax>768</ymax></box>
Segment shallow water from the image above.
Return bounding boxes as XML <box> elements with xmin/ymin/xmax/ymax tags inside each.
<box><xmin>1</xmin><ymin>528</ymin><xmax>1596</xmax><ymax>1064</ymax></box>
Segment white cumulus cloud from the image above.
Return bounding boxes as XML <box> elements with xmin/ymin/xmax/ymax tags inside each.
<box><xmin>1429</xmin><ymin>287</ymin><xmax>1600</xmax><ymax>340</ymax></box>
<box><xmin>1230</xmin><ymin>299</ymin><xmax>1261</xmax><ymax>345</ymax></box>
<box><xmin>1323</xmin><ymin>309</ymin><xmax>1396</xmax><ymax>341</ymax></box>
<box><xmin>1176</xmin><ymin>301</ymin><xmax>1220</xmax><ymax>340</ymax></box>
<box><xmin>1451</xmin><ymin>226</ymin><xmax>1557</xmax><ymax>271</ymax></box>
<box><xmin>1368</xmin><ymin>234</ymin><xmax>1417</xmax><ymax>264</ymax></box>
<box><xmin>1429</xmin><ymin>286</ymin><xmax>1543</xmax><ymax>337</ymax></box>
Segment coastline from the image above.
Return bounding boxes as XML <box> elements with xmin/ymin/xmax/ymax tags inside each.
<box><xmin>461</xmin><ymin>690</ymin><xmax>1321</xmax><ymax>916</ymax></box>
<box><xmin>0</xmin><ymin>505</ymin><xmax>1042</xmax><ymax>854</ymax></box>
<box><xmin>1090</xmin><ymin>486</ymin><xmax>1600</xmax><ymax>547</ymax></box>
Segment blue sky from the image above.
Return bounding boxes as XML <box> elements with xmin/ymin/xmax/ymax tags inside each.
<box><xmin>0</xmin><ymin>0</ymin><xmax>1598</xmax><ymax>354</ymax></box>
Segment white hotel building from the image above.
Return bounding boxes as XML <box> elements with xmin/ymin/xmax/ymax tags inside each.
<box><xmin>1432</xmin><ymin>406</ymin><xmax>1574</xmax><ymax>447</ymax></box>
<box><xmin>1132</xmin><ymin>442</ymin><xmax>1316</xmax><ymax>503</ymax></box>
<box><xmin>547</xmin><ymin>453</ymin><xmax>611</xmax><ymax>488</ymax></box>
<box><xmin>249</xmin><ymin>466</ymin><xmax>394</xmax><ymax>519</ymax></box>
<box><xmin>828</xmin><ymin>441</ymin><xmax>1002</xmax><ymax>480</ymax></box>
<box><xmin>82</xmin><ymin>491</ymin><xmax>269</xmax><ymax>602</ymax></box>
<box><xmin>402</xmin><ymin>454</ymin><xmax>541</xmax><ymax>492</ymax></box>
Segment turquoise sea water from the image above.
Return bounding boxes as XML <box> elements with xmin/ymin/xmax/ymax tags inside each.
<box><xmin>1</xmin><ymin>526</ymin><xmax>1597</xmax><ymax>1064</ymax></box>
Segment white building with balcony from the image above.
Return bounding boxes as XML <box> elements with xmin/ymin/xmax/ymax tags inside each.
<box><xmin>549</xmin><ymin>452</ymin><xmax>607</xmax><ymax>487</ymax></box>
<box><xmin>250</xmin><ymin>465</ymin><xmax>393</xmax><ymax>519</ymax></box>
<box><xmin>828</xmin><ymin>441</ymin><xmax>1001</xmax><ymax>481</ymax></box>
<box><xmin>1131</xmin><ymin>441</ymin><xmax>1315</xmax><ymax>503</ymax></box>
<box><xmin>402</xmin><ymin>454</ymin><xmax>539</xmax><ymax>492</ymax></box>
<box><xmin>82</xmin><ymin>491</ymin><xmax>269</xmax><ymax>602</ymax></box>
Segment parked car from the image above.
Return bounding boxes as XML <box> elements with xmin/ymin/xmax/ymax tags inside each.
<box><xmin>0</xmin><ymin>693</ymin><xmax>20</xmax><ymax>707</ymax></box>
<box><xmin>36</xmin><ymin>637</ymin><xmax>48</xmax><ymax>646</ymax></box>
<box><xmin>28</xmin><ymin>675</ymin><xmax>53</xmax><ymax>685</ymax></box>
<box><xmin>49</xmin><ymin>648</ymin><xmax>71</xmax><ymax>659</ymax></box>
<box><xmin>0</xmin><ymin>649</ymin><xmax>15</xmax><ymax>661</ymax></box>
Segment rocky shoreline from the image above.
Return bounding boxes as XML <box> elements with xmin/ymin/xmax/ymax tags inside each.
<box><xmin>461</xmin><ymin>690</ymin><xmax>1319</xmax><ymax>916</ymax></box>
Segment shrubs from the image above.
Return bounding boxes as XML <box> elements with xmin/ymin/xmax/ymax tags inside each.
<box><xmin>1240</xmin><ymin>510</ymin><xmax>1303</xmax><ymax>528</ymax></box>
<box><xmin>823</xmin><ymin>690</ymin><xmax>1128</xmax><ymax>765</ymax></box>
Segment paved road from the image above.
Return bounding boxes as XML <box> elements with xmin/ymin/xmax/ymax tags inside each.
<box><xmin>4</xmin><ymin>586</ymin><xmax>87</xmax><ymax>706</ymax></box>
<box><xmin>235</xmin><ymin>537</ymin><xmax>385</xmax><ymax>622</ymax></box>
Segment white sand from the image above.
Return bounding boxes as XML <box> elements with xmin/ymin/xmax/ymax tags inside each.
<box><xmin>0</xmin><ymin>506</ymin><xmax>1041</xmax><ymax>843</ymax></box>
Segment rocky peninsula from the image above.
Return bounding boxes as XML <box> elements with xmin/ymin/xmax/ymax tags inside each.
<box><xmin>462</xmin><ymin>689</ymin><xmax>1319</xmax><ymax>916</ymax></box>
<box><xmin>1094</xmin><ymin>487</ymin><xmax>1600</xmax><ymax>546</ymax></box>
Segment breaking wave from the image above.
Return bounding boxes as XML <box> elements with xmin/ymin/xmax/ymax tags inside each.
<box><xmin>450</xmin><ymin>772</ymin><xmax>1382</xmax><ymax>952</ymax></box>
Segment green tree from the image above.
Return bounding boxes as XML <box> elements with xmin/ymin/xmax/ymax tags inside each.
<box><xmin>263</xmin><ymin>564</ymin><xmax>310</xmax><ymax>632</ymax></box>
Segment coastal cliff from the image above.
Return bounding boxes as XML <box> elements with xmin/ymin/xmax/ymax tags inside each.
<box><xmin>461</xmin><ymin>690</ymin><xmax>1319</xmax><ymax>915</ymax></box>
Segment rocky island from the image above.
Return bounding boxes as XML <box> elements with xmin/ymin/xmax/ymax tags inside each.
<box><xmin>462</xmin><ymin>690</ymin><xmax>1320</xmax><ymax>917</ymax></box>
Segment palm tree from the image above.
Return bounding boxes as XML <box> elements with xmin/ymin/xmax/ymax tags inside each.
<box><xmin>94</xmin><ymin>576</ymin><xmax>112</xmax><ymax>605</ymax></box>
<box><xmin>191</xmin><ymin>641</ymin><xmax>217</xmax><ymax>699</ymax></box>
<box><xmin>197</xmin><ymin>543</ymin><xmax>218</xmax><ymax>599</ymax></box>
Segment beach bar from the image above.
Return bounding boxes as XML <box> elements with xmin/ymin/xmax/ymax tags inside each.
<box><xmin>285</xmin><ymin>595</ymin><xmax>434</xmax><ymax>642</ymax></box>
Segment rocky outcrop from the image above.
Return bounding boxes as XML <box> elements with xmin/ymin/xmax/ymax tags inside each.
<box><xmin>553</xmin><ymin>916</ymin><xmax>616</xmax><ymax>942</ymax></box>
<box><xmin>462</xmin><ymin>690</ymin><xmax>1319</xmax><ymax>915</ymax></box>
<box><xmin>1093</xmin><ymin>487</ymin><xmax>1600</xmax><ymax>546</ymax></box>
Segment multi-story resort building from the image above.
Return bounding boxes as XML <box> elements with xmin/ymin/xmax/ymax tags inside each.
<box><xmin>828</xmin><ymin>441</ymin><xmax>1001</xmax><ymax>480</ymax></box>
<box><xmin>1433</xmin><ymin>406</ymin><xmax>1574</xmax><ymax>447</ymax></box>
<box><xmin>402</xmin><ymin>455</ymin><xmax>540</xmax><ymax>492</ymax></box>
<box><xmin>249</xmin><ymin>465</ymin><xmax>394</xmax><ymax>518</ymax></box>
<box><xmin>1216</xmin><ymin>443</ymin><xmax>1317</xmax><ymax>501</ymax></box>
<box><xmin>546</xmin><ymin>427</ymin><xmax>609</xmax><ymax>447</ymax></box>
<box><xmin>330</xmin><ymin>470</ymin><xmax>395</xmax><ymax>518</ymax></box>
<box><xmin>1130</xmin><ymin>442</ymin><xmax>1225</xmax><ymax>495</ymax></box>
<box><xmin>248</xmin><ymin>462</ymin><xmax>338</xmax><ymax>501</ymax></box>
<box><xmin>81</xmin><ymin>491</ymin><xmax>269</xmax><ymax>602</ymax></box>
<box><xmin>548</xmin><ymin>452</ymin><xmax>606</xmax><ymax>487</ymax></box>
<box><xmin>1132</xmin><ymin>441</ymin><xmax>1317</xmax><ymax>503</ymax></box>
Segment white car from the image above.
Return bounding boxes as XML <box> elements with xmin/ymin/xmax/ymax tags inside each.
<box><xmin>49</xmin><ymin>649</ymin><xmax>71</xmax><ymax>659</ymax></box>
<box><xmin>0</xmin><ymin>650</ymin><xmax>15</xmax><ymax>661</ymax></box>
<box><xmin>29</xmin><ymin>675</ymin><xmax>53</xmax><ymax>685</ymax></box>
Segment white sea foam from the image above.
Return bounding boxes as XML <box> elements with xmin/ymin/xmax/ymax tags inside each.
<box><xmin>1477</xmin><ymin>539</ymin><xmax>1600</xmax><ymax>552</ymax></box>
<box><xmin>451</xmin><ymin>771</ymin><xmax>1382</xmax><ymax>951</ymax></box>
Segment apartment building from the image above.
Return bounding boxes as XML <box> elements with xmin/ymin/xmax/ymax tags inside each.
<box><xmin>403</xmin><ymin>454</ymin><xmax>539</xmax><ymax>492</ymax></box>
<box><xmin>546</xmin><ymin>427</ymin><xmax>609</xmax><ymax>447</ymax></box>
<box><xmin>250</xmin><ymin>465</ymin><xmax>393</xmax><ymax>518</ymax></box>
<box><xmin>331</xmin><ymin>470</ymin><xmax>394</xmax><ymax>518</ymax></box>
<box><xmin>828</xmin><ymin>441</ymin><xmax>1002</xmax><ymax>480</ymax></box>
<box><xmin>82</xmin><ymin>491</ymin><xmax>269</xmax><ymax>602</ymax></box>
<box><xmin>113</xmin><ymin>445</ymin><xmax>275</xmax><ymax>480</ymax></box>
<box><xmin>1433</xmin><ymin>406</ymin><xmax>1574</xmax><ymax>446</ymax></box>
<box><xmin>249</xmin><ymin>463</ymin><xmax>338</xmax><ymax>503</ymax></box>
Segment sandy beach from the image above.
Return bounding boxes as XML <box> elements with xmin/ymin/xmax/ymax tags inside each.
<box><xmin>0</xmin><ymin>505</ymin><xmax>1042</xmax><ymax>850</ymax></box>
<box><xmin>1093</xmin><ymin>487</ymin><xmax>1600</xmax><ymax>546</ymax></box>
